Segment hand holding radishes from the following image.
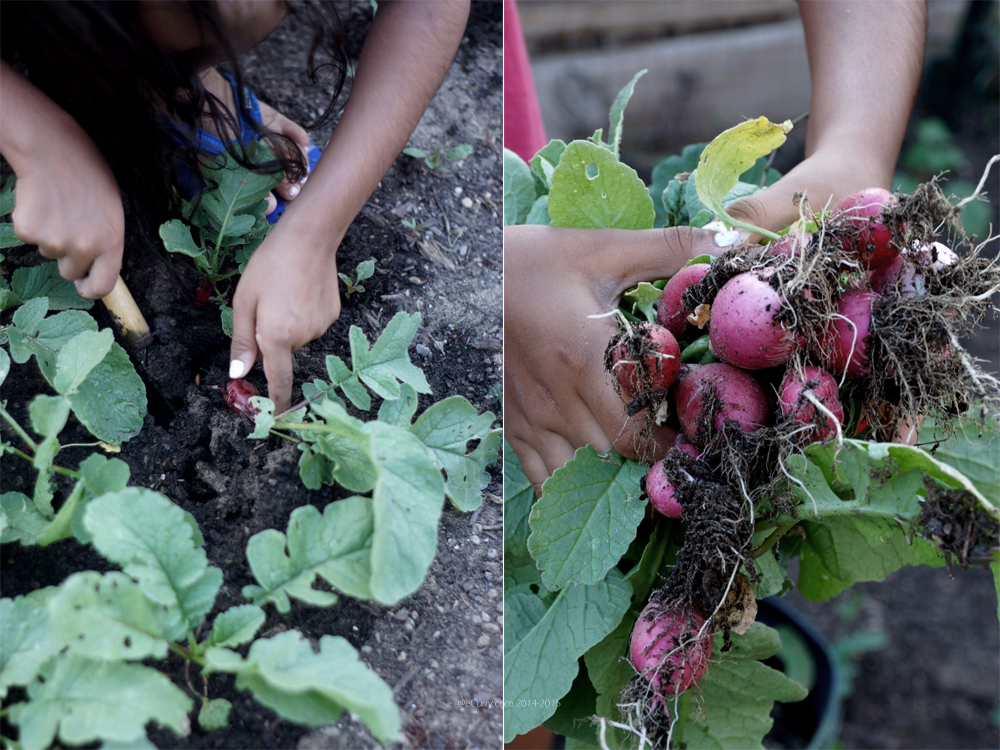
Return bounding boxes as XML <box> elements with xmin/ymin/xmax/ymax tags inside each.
<box><xmin>503</xmin><ymin>223</ymin><xmax>721</xmax><ymax>492</ymax></box>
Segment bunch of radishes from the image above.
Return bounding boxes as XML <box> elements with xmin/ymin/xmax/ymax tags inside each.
<box><xmin>619</xmin><ymin>185</ymin><xmax>1000</xmax><ymax>701</ymax></box>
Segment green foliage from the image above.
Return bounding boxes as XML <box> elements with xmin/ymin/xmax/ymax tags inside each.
<box><xmin>527</xmin><ymin>446</ymin><xmax>646</xmax><ymax>590</ymax></box>
<box><xmin>158</xmin><ymin>140</ymin><xmax>281</xmax><ymax>332</ymax></box>
<box><xmin>338</xmin><ymin>257</ymin><xmax>375</xmax><ymax>296</ymax></box>
<box><xmin>2</xmin><ymin>298</ymin><xmax>146</xmax><ymax>444</ymax></box>
<box><xmin>0</xmin><ymin>489</ymin><xmax>400</xmax><ymax>748</ymax></box>
<box><xmin>0</xmin><ymin>262</ymin><xmax>95</xmax><ymax>314</ymax></box>
<box><xmin>244</xmin><ymin>312</ymin><xmax>499</xmax><ymax>605</ymax></box>
<box><xmin>403</xmin><ymin>143</ymin><xmax>473</xmax><ymax>174</ymax></box>
<box><xmin>502</xmin><ymin>71</ymin><xmax>1000</xmax><ymax>746</ymax></box>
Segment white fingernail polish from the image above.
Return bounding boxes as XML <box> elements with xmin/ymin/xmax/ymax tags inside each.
<box><xmin>299</xmin><ymin>174</ymin><xmax>308</xmax><ymax>184</ymax></box>
<box><xmin>229</xmin><ymin>360</ymin><xmax>246</xmax><ymax>379</ymax></box>
<box><xmin>289</xmin><ymin>185</ymin><xmax>300</xmax><ymax>198</ymax></box>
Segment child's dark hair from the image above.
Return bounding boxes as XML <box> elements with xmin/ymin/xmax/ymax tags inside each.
<box><xmin>1</xmin><ymin>1</ymin><xmax>347</xmax><ymax>241</ymax></box>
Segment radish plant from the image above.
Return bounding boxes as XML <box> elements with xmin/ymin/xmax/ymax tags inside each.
<box><xmin>338</xmin><ymin>257</ymin><xmax>376</xmax><ymax>297</ymax></box>
<box><xmin>158</xmin><ymin>140</ymin><xmax>282</xmax><ymax>335</ymax></box>
<box><xmin>504</xmin><ymin>73</ymin><xmax>1000</xmax><ymax>748</ymax></box>
<box><xmin>2</xmin><ymin>290</ymin><xmax>500</xmax><ymax>748</ymax></box>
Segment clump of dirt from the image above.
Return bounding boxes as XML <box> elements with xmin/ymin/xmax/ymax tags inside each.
<box><xmin>915</xmin><ymin>478</ymin><xmax>1000</xmax><ymax>570</ymax></box>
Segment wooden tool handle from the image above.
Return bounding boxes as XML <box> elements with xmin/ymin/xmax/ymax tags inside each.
<box><xmin>101</xmin><ymin>276</ymin><xmax>152</xmax><ymax>350</ymax></box>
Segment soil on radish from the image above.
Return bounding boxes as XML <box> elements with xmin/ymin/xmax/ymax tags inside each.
<box><xmin>0</xmin><ymin>5</ymin><xmax>503</xmax><ymax>749</ymax></box>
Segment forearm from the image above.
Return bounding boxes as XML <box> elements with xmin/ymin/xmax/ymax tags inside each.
<box><xmin>798</xmin><ymin>0</ymin><xmax>926</xmax><ymax>186</ymax></box>
<box><xmin>0</xmin><ymin>60</ymin><xmax>97</xmax><ymax>174</ymax></box>
<box><xmin>283</xmin><ymin>0</ymin><xmax>470</xmax><ymax>242</ymax></box>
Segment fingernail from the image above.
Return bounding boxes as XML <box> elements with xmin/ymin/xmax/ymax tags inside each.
<box><xmin>229</xmin><ymin>359</ymin><xmax>246</xmax><ymax>379</ymax></box>
<box><xmin>298</xmin><ymin>174</ymin><xmax>308</xmax><ymax>184</ymax></box>
<box><xmin>288</xmin><ymin>185</ymin><xmax>300</xmax><ymax>198</ymax></box>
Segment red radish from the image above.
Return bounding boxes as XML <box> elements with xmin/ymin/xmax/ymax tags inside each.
<box><xmin>673</xmin><ymin>363</ymin><xmax>769</xmax><ymax>446</ymax></box>
<box><xmin>709</xmin><ymin>272</ymin><xmax>802</xmax><ymax>369</ymax></box>
<box><xmin>612</xmin><ymin>324</ymin><xmax>681</xmax><ymax>396</ymax></box>
<box><xmin>645</xmin><ymin>460</ymin><xmax>683</xmax><ymax>518</ymax></box>
<box><xmin>657</xmin><ymin>263</ymin><xmax>712</xmax><ymax>338</ymax></box>
<box><xmin>630</xmin><ymin>603</ymin><xmax>712</xmax><ymax>697</ymax></box>
<box><xmin>819</xmin><ymin>290</ymin><xmax>878</xmax><ymax>379</ymax></box>
<box><xmin>763</xmin><ymin>232</ymin><xmax>812</xmax><ymax>260</ymax></box>
<box><xmin>835</xmin><ymin>188</ymin><xmax>900</xmax><ymax>270</ymax></box>
<box><xmin>193</xmin><ymin>280</ymin><xmax>213</xmax><ymax>308</ymax></box>
<box><xmin>210</xmin><ymin>379</ymin><xmax>262</xmax><ymax>418</ymax></box>
<box><xmin>870</xmin><ymin>241</ymin><xmax>957</xmax><ymax>297</ymax></box>
<box><xmin>778</xmin><ymin>366</ymin><xmax>845</xmax><ymax>442</ymax></box>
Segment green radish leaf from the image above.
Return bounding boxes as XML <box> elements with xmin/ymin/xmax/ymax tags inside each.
<box><xmin>221</xmin><ymin>304</ymin><xmax>234</xmax><ymax>338</ymax></box>
<box><xmin>9</xmin><ymin>653</ymin><xmax>192</xmax><ymax>750</ymax></box>
<box><xmin>403</xmin><ymin>147</ymin><xmax>426</xmax><ymax>159</ymax></box>
<box><xmin>38</xmin><ymin>453</ymin><xmax>131</xmax><ymax>547</ymax></box>
<box><xmin>502</xmin><ymin>568</ymin><xmax>632</xmax><ymax>742</ymax></box>
<box><xmin>503</xmin><ymin>439</ymin><xmax>536</xmax><ymax>560</ymax></box>
<box><xmin>530</xmin><ymin>140</ymin><xmax>567</xmax><ymax>193</ymax></box>
<box><xmin>13</xmin><ymin>296</ymin><xmax>48</xmax><ymax>336</ymax></box>
<box><xmin>0</xmin><ymin>223</ymin><xmax>23</xmax><ymax>249</ymax></box>
<box><xmin>0</xmin><ymin>492</ymin><xmax>50</xmax><ymax>545</ymax></box>
<box><xmin>695</xmin><ymin>117</ymin><xmax>792</xmax><ymax>240</ymax></box>
<box><xmin>28</xmin><ymin>395</ymin><xmax>72</xmax><ymax>439</ymax></box>
<box><xmin>355</xmin><ymin>258</ymin><xmax>376</xmax><ymax>282</ymax></box>
<box><xmin>50</xmin><ymin>571</ymin><xmax>173</xmax><ymax>660</ymax></box>
<box><xmin>0</xmin><ymin>347</ymin><xmax>8</xmax><ymax>388</ymax></box>
<box><xmin>548</xmin><ymin>140</ymin><xmax>654</xmax><ymax>230</ymax></box>
<box><xmin>159</xmin><ymin>219</ymin><xmax>204</xmax><ymax>257</ymax></box>
<box><xmin>248</xmin><ymin>396</ymin><xmax>275</xmax><ymax>439</ymax></box>
<box><xmin>204</xmin><ymin>631</ymin><xmax>400</xmax><ymax>742</ymax></box>
<box><xmin>365</xmin><ymin>421</ymin><xmax>445</xmax><ymax>604</ymax></box>
<box><xmin>376</xmin><ymin>382</ymin><xmax>419</xmax><ymax>426</ymax></box>
<box><xmin>607</xmin><ymin>69</ymin><xmax>647</xmax><ymax>158</ymax></box>
<box><xmin>504</xmin><ymin>148</ymin><xmax>537</xmax><ymax>226</ymax></box>
<box><xmin>349</xmin><ymin>312</ymin><xmax>431</xmax><ymax>400</ymax></box>
<box><xmin>666</xmin><ymin>623</ymin><xmax>808</xmax><ymax>749</ymax></box>
<box><xmin>528</xmin><ymin>446</ymin><xmax>646</xmax><ymax>590</ymax></box>
<box><xmin>83</xmin><ymin>488</ymin><xmax>222</xmax><ymax>639</ymax></box>
<box><xmin>207</xmin><ymin>605</ymin><xmax>266</xmax><ymax>648</ymax></box>
<box><xmin>548</xmin><ymin>141</ymin><xmax>655</xmax><ymax>229</ymax></box>
<box><xmin>0</xmin><ymin>587</ymin><xmax>63</xmax><ymax>700</ymax></box>
<box><xmin>408</xmin><ymin>397</ymin><xmax>500</xmax><ymax>512</ymax></box>
<box><xmin>11</xmin><ymin>263</ymin><xmax>93</xmax><ymax>310</ymax></box>
<box><xmin>243</xmin><ymin>498</ymin><xmax>374</xmax><ymax>611</ymax></box>
<box><xmin>54</xmin><ymin>329</ymin><xmax>114</xmax><ymax>395</ymax></box>
<box><xmin>1</xmin><ymin>175</ymin><xmax>16</xmax><ymax>215</ymax></box>
<box><xmin>622</xmin><ymin>281</ymin><xmax>662</xmax><ymax>324</ymax></box>
<box><xmin>199</xmin><ymin>698</ymin><xmax>233</xmax><ymax>732</ymax></box>
<box><xmin>200</xmin><ymin>141</ymin><xmax>282</xmax><ymax>228</ymax></box>
<box><xmin>445</xmin><ymin>144</ymin><xmax>473</xmax><ymax>161</ymax></box>
<box><xmin>525</xmin><ymin>194</ymin><xmax>551</xmax><ymax>225</ymax></box>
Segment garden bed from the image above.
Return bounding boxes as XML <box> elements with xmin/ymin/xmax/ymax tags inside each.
<box><xmin>0</xmin><ymin>4</ymin><xmax>503</xmax><ymax>749</ymax></box>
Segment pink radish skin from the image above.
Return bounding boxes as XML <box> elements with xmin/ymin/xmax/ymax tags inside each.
<box><xmin>778</xmin><ymin>366</ymin><xmax>845</xmax><ymax>442</ymax></box>
<box><xmin>836</xmin><ymin>188</ymin><xmax>900</xmax><ymax>271</ymax></box>
<box><xmin>213</xmin><ymin>380</ymin><xmax>262</xmax><ymax>418</ymax></box>
<box><xmin>613</xmin><ymin>324</ymin><xmax>681</xmax><ymax>396</ymax></box>
<box><xmin>870</xmin><ymin>242</ymin><xmax>957</xmax><ymax>297</ymax></box>
<box><xmin>657</xmin><ymin>263</ymin><xmax>712</xmax><ymax>338</ymax></box>
<box><xmin>819</xmin><ymin>290</ymin><xmax>877</xmax><ymax>379</ymax></box>
<box><xmin>630</xmin><ymin>603</ymin><xmax>713</xmax><ymax>697</ymax></box>
<box><xmin>673</xmin><ymin>363</ymin><xmax>769</xmax><ymax>446</ymax></box>
<box><xmin>645</xmin><ymin>460</ymin><xmax>683</xmax><ymax>518</ymax></box>
<box><xmin>764</xmin><ymin>232</ymin><xmax>812</xmax><ymax>260</ymax></box>
<box><xmin>709</xmin><ymin>273</ymin><xmax>801</xmax><ymax>369</ymax></box>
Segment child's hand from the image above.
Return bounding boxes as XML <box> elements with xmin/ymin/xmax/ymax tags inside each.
<box><xmin>505</xmin><ymin>224</ymin><xmax>721</xmax><ymax>494</ymax></box>
<box><xmin>257</xmin><ymin>99</ymin><xmax>312</xmax><ymax>204</ymax></box>
<box><xmin>1</xmin><ymin>60</ymin><xmax>124</xmax><ymax>299</ymax></box>
<box><xmin>228</xmin><ymin>215</ymin><xmax>342</xmax><ymax>414</ymax></box>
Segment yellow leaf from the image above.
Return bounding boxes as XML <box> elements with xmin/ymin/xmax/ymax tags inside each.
<box><xmin>695</xmin><ymin>117</ymin><xmax>793</xmax><ymax>241</ymax></box>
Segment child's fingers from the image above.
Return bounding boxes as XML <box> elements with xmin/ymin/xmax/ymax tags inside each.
<box><xmin>264</xmin><ymin>192</ymin><xmax>278</xmax><ymax>216</ymax></box>
<box><xmin>229</xmin><ymin>301</ymin><xmax>260</xmax><ymax>383</ymax></box>
<box><xmin>74</xmin><ymin>254</ymin><xmax>120</xmax><ymax>300</ymax></box>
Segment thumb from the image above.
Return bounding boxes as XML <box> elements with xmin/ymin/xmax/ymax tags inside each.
<box><xmin>725</xmin><ymin>177</ymin><xmax>830</xmax><ymax>244</ymax></box>
<box><xmin>229</xmin><ymin>296</ymin><xmax>259</xmax><ymax>380</ymax></box>
<box><xmin>605</xmin><ymin>226</ymin><xmax>727</xmax><ymax>293</ymax></box>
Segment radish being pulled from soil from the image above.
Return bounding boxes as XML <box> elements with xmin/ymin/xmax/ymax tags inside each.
<box><xmin>209</xmin><ymin>379</ymin><xmax>262</xmax><ymax>418</ymax></box>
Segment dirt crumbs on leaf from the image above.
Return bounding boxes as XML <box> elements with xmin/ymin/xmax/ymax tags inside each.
<box><xmin>915</xmin><ymin>478</ymin><xmax>1000</xmax><ymax>570</ymax></box>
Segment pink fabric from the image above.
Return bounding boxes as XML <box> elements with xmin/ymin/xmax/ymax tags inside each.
<box><xmin>503</xmin><ymin>0</ymin><xmax>547</xmax><ymax>161</ymax></box>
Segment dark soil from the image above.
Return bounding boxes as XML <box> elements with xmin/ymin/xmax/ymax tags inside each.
<box><xmin>1</xmin><ymin>3</ymin><xmax>503</xmax><ymax>749</ymax></box>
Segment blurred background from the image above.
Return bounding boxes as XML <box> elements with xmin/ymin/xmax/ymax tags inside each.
<box><xmin>513</xmin><ymin>1</ymin><xmax>1000</xmax><ymax>748</ymax></box>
